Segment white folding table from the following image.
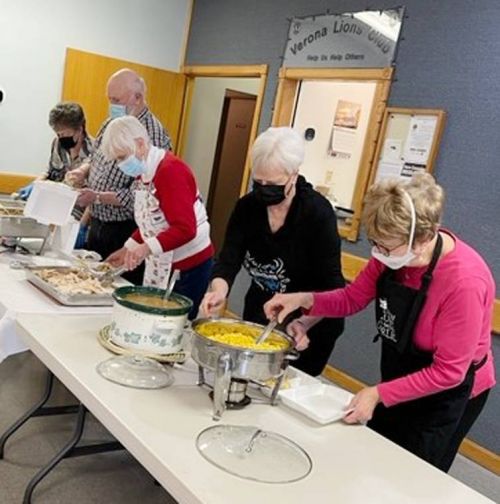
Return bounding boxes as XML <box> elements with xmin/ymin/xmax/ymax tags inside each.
<box><xmin>8</xmin><ymin>312</ymin><xmax>494</xmax><ymax>504</ymax></box>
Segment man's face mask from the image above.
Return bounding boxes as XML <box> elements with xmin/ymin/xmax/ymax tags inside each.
<box><xmin>371</xmin><ymin>191</ymin><xmax>417</xmax><ymax>270</ymax></box>
<box><xmin>109</xmin><ymin>104</ymin><xmax>127</xmax><ymax>119</ymax></box>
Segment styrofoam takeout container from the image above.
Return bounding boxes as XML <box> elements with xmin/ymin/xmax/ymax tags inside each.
<box><xmin>24</xmin><ymin>180</ymin><xmax>78</xmax><ymax>226</ymax></box>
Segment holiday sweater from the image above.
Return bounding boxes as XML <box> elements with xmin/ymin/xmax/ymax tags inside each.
<box><xmin>127</xmin><ymin>151</ymin><xmax>213</xmax><ymax>271</ymax></box>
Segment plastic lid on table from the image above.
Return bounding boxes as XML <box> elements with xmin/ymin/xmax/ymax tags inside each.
<box><xmin>96</xmin><ymin>355</ymin><xmax>174</xmax><ymax>389</ymax></box>
<box><xmin>196</xmin><ymin>424</ymin><xmax>312</xmax><ymax>483</ymax></box>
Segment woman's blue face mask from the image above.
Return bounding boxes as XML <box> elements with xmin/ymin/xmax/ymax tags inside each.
<box><xmin>117</xmin><ymin>154</ymin><xmax>146</xmax><ymax>177</ymax></box>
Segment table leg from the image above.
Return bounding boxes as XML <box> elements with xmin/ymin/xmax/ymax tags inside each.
<box><xmin>23</xmin><ymin>403</ymin><xmax>124</xmax><ymax>503</ymax></box>
<box><xmin>23</xmin><ymin>403</ymin><xmax>87</xmax><ymax>504</ymax></box>
<box><xmin>0</xmin><ymin>370</ymin><xmax>79</xmax><ymax>458</ymax></box>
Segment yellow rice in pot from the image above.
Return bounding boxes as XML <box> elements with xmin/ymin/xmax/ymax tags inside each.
<box><xmin>196</xmin><ymin>322</ymin><xmax>288</xmax><ymax>351</ymax></box>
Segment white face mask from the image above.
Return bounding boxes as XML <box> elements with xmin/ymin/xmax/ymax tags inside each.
<box><xmin>371</xmin><ymin>191</ymin><xmax>417</xmax><ymax>270</ymax></box>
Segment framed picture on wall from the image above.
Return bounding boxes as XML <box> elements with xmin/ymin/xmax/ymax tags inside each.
<box><xmin>370</xmin><ymin>107</ymin><xmax>447</xmax><ymax>186</ymax></box>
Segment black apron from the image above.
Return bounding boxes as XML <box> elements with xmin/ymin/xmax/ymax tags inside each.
<box><xmin>368</xmin><ymin>234</ymin><xmax>487</xmax><ymax>470</ymax></box>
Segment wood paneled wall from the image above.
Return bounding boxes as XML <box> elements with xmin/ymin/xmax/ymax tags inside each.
<box><xmin>62</xmin><ymin>48</ymin><xmax>186</xmax><ymax>149</ymax></box>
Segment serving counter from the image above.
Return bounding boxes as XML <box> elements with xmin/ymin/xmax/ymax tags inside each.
<box><xmin>11</xmin><ymin>312</ymin><xmax>494</xmax><ymax>504</ymax></box>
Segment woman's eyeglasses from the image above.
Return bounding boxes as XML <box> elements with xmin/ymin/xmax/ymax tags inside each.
<box><xmin>368</xmin><ymin>239</ymin><xmax>407</xmax><ymax>257</ymax></box>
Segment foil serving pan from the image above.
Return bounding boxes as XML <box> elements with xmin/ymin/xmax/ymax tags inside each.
<box><xmin>26</xmin><ymin>269</ymin><xmax>129</xmax><ymax>306</ymax></box>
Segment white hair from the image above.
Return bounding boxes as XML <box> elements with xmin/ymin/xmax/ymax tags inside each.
<box><xmin>101</xmin><ymin>116</ymin><xmax>151</xmax><ymax>160</ymax></box>
<box><xmin>251</xmin><ymin>127</ymin><xmax>305</xmax><ymax>175</ymax></box>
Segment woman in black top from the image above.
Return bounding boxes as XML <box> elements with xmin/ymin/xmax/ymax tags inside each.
<box><xmin>200</xmin><ymin>127</ymin><xmax>344</xmax><ymax>376</ymax></box>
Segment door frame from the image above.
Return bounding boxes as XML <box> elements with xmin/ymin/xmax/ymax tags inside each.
<box><xmin>178</xmin><ymin>64</ymin><xmax>268</xmax><ymax>197</ymax></box>
<box><xmin>272</xmin><ymin>67</ymin><xmax>393</xmax><ymax>242</ymax></box>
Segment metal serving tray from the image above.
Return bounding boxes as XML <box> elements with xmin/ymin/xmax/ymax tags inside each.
<box><xmin>0</xmin><ymin>200</ymin><xmax>49</xmax><ymax>238</ymax></box>
<box><xmin>26</xmin><ymin>269</ymin><xmax>130</xmax><ymax>306</ymax></box>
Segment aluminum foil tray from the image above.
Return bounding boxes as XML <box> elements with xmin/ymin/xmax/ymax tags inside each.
<box><xmin>26</xmin><ymin>269</ymin><xmax>129</xmax><ymax>306</ymax></box>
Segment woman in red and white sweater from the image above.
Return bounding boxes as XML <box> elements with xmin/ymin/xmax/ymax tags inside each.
<box><xmin>102</xmin><ymin>116</ymin><xmax>213</xmax><ymax>319</ymax></box>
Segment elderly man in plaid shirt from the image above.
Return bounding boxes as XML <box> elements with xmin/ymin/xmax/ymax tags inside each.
<box><xmin>69</xmin><ymin>68</ymin><xmax>171</xmax><ymax>284</ymax></box>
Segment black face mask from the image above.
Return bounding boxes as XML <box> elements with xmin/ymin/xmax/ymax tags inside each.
<box><xmin>253</xmin><ymin>180</ymin><xmax>287</xmax><ymax>206</ymax></box>
<box><xmin>59</xmin><ymin>135</ymin><xmax>77</xmax><ymax>150</ymax></box>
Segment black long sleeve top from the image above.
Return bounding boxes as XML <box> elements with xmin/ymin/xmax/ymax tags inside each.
<box><xmin>212</xmin><ymin>176</ymin><xmax>345</xmax><ymax>375</ymax></box>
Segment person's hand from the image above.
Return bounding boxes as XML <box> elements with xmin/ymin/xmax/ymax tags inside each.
<box><xmin>124</xmin><ymin>243</ymin><xmax>150</xmax><ymax>270</ymax></box>
<box><xmin>65</xmin><ymin>164</ymin><xmax>89</xmax><ymax>188</ymax></box>
<box><xmin>263</xmin><ymin>292</ymin><xmax>314</xmax><ymax>324</ymax></box>
<box><xmin>76</xmin><ymin>188</ymin><xmax>97</xmax><ymax>207</ymax></box>
<box><xmin>106</xmin><ymin>247</ymin><xmax>127</xmax><ymax>267</ymax></box>
<box><xmin>74</xmin><ymin>224</ymin><xmax>88</xmax><ymax>249</ymax></box>
<box><xmin>286</xmin><ymin>319</ymin><xmax>310</xmax><ymax>350</ymax></box>
<box><xmin>200</xmin><ymin>290</ymin><xmax>226</xmax><ymax>317</ymax></box>
<box><xmin>343</xmin><ymin>386</ymin><xmax>380</xmax><ymax>425</ymax></box>
<box><xmin>18</xmin><ymin>183</ymin><xmax>34</xmax><ymax>200</ymax></box>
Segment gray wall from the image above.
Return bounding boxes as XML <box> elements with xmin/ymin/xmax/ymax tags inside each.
<box><xmin>186</xmin><ymin>0</ymin><xmax>499</xmax><ymax>453</ymax></box>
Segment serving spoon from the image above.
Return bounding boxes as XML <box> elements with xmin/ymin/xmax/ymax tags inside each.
<box><xmin>255</xmin><ymin>318</ymin><xmax>278</xmax><ymax>345</ymax></box>
<box><xmin>163</xmin><ymin>269</ymin><xmax>180</xmax><ymax>300</ymax></box>
<box><xmin>99</xmin><ymin>265</ymin><xmax>127</xmax><ymax>286</ymax></box>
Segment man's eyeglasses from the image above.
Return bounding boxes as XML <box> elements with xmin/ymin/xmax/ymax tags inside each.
<box><xmin>369</xmin><ymin>239</ymin><xmax>407</xmax><ymax>257</ymax></box>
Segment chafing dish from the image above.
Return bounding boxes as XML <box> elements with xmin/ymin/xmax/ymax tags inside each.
<box><xmin>191</xmin><ymin>318</ymin><xmax>299</xmax><ymax>420</ymax></box>
<box><xmin>0</xmin><ymin>199</ymin><xmax>49</xmax><ymax>238</ymax></box>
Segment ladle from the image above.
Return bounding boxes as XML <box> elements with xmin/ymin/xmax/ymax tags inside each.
<box><xmin>163</xmin><ymin>269</ymin><xmax>180</xmax><ymax>300</ymax></box>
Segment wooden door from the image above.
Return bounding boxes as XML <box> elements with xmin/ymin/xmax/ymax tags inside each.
<box><xmin>62</xmin><ymin>48</ymin><xmax>186</xmax><ymax>149</ymax></box>
<box><xmin>207</xmin><ymin>91</ymin><xmax>256</xmax><ymax>252</ymax></box>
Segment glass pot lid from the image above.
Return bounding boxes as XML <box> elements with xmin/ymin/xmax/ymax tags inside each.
<box><xmin>96</xmin><ymin>355</ymin><xmax>174</xmax><ymax>389</ymax></box>
<box><xmin>196</xmin><ymin>424</ymin><xmax>312</xmax><ymax>483</ymax></box>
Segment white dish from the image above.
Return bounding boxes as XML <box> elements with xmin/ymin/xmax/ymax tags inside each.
<box><xmin>72</xmin><ymin>249</ymin><xmax>102</xmax><ymax>262</ymax></box>
<box><xmin>279</xmin><ymin>383</ymin><xmax>353</xmax><ymax>424</ymax></box>
<box><xmin>259</xmin><ymin>366</ymin><xmax>318</xmax><ymax>398</ymax></box>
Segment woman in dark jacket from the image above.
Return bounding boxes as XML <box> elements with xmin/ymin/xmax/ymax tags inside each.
<box><xmin>200</xmin><ymin>126</ymin><xmax>344</xmax><ymax>376</ymax></box>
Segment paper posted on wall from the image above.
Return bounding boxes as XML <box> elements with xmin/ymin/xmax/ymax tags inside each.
<box><xmin>401</xmin><ymin>163</ymin><xmax>426</xmax><ymax>178</ymax></box>
<box><xmin>328</xmin><ymin>100</ymin><xmax>362</xmax><ymax>159</ymax></box>
<box><xmin>375</xmin><ymin>160</ymin><xmax>427</xmax><ymax>183</ymax></box>
<box><xmin>403</xmin><ymin>116</ymin><xmax>437</xmax><ymax>165</ymax></box>
<box><xmin>382</xmin><ymin>138</ymin><xmax>402</xmax><ymax>161</ymax></box>
<box><xmin>375</xmin><ymin>160</ymin><xmax>404</xmax><ymax>182</ymax></box>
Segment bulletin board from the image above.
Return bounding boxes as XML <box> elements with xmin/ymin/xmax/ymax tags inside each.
<box><xmin>370</xmin><ymin>107</ymin><xmax>446</xmax><ymax>185</ymax></box>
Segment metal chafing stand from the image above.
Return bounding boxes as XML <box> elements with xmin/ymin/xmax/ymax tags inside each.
<box><xmin>0</xmin><ymin>198</ymin><xmax>51</xmax><ymax>252</ymax></box>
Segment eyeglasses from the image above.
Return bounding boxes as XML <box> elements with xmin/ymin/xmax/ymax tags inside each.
<box><xmin>368</xmin><ymin>239</ymin><xmax>407</xmax><ymax>257</ymax></box>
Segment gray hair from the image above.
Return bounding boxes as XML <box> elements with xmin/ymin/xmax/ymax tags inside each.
<box><xmin>48</xmin><ymin>102</ymin><xmax>86</xmax><ymax>130</ymax></box>
<box><xmin>101</xmin><ymin>116</ymin><xmax>151</xmax><ymax>160</ymax></box>
<box><xmin>251</xmin><ymin>127</ymin><xmax>305</xmax><ymax>175</ymax></box>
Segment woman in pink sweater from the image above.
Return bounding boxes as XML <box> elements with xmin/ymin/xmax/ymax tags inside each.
<box><xmin>264</xmin><ymin>174</ymin><xmax>495</xmax><ymax>471</ymax></box>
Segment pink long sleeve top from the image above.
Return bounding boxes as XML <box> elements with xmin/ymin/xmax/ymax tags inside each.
<box><xmin>308</xmin><ymin>230</ymin><xmax>496</xmax><ymax>407</ymax></box>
